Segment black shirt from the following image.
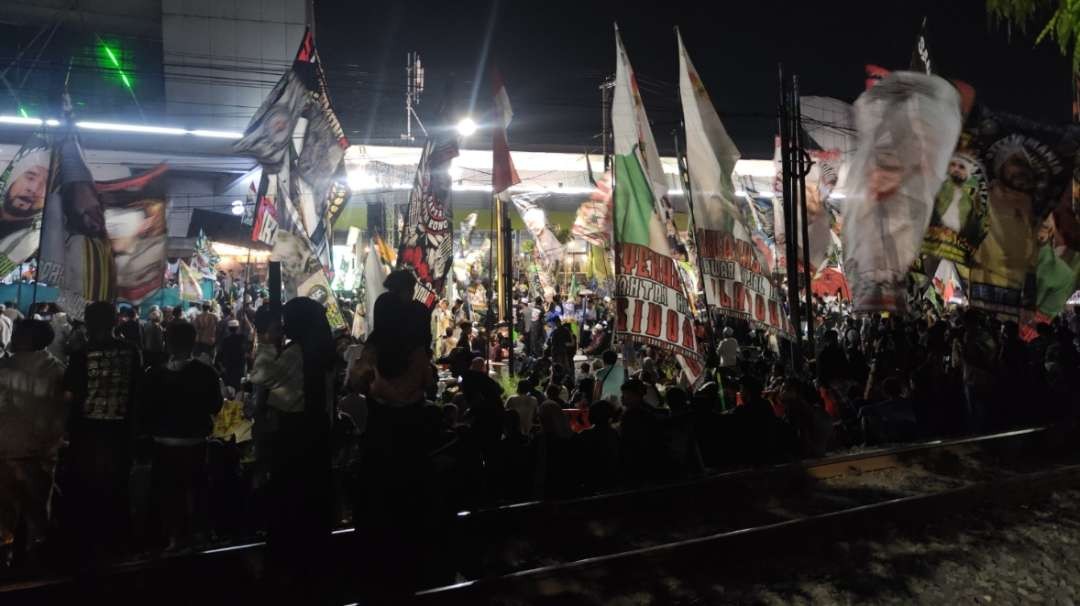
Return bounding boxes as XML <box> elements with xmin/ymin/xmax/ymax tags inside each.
<box><xmin>142</xmin><ymin>359</ymin><xmax>223</xmax><ymax>439</ymax></box>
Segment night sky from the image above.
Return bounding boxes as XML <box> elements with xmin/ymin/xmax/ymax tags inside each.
<box><xmin>316</xmin><ymin>0</ymin><xmax>1071</xmax><ymax>159</ymax></box>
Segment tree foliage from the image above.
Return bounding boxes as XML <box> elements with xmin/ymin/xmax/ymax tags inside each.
<box><xmin>987</xmin><ymin>0</ymin><xmax>1080</xmax><ymax>68</ymax></box>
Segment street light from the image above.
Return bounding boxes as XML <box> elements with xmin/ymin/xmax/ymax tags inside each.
<box><xmin>456</xmin><ymin>117</ymin><xmax>477</xmax><ymax>137</ymax></box>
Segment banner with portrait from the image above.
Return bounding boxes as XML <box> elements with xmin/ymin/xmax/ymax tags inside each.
<box><xmin>511</xmin><ymin>192</ymin><xmax>564</xmax><ymax>267</ymax></box>
<box><xmin>963</xmin><ymin>110</ymin><xmax>1078</xmax><ymax>316</ymax></box>
<box><xmin>297</xmin><ymin>269</ymin><xmax>346</xmax><ymax>331</ymax></box>
<box><xmin>178</xmin><ymin>259</ymin><xmax>203</xmax><ymax>302</ymax></box>
<box><xmin>39</xmin><ymin>136</ymin><xmax>117</xmax><ymax>318</ymax></box>
<box><xmin>571</xmin><ymin>170</ymin><xmax>612</xmax><ymax>248</ymax></box>
<box><xmin>98</xmin><ymin>164</ymin><xmax>168</xmax><ymax>306</ymax></box>
<box><xmin>397</xmin><ymin>131</ymin><xmax>459</xmax><ymax>308</ymax></box>
<box><xmin>0</xmin><ymin>134</ymin><xmax>52</xmax><ymax>277</ymax></box>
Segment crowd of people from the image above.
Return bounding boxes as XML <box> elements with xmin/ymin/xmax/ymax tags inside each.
<box><xmin>1</xmin><ymin>272</ymin><xmax>1079</xmax><ymax>597</ymax></box>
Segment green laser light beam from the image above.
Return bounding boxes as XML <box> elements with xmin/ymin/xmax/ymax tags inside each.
<box><xmin>102</xmin><ymin>44</ymin><xmax>120</xmax><ymax>67</ymax></box>
<box><xmin>101</xmin><ymin>43</ymin><xmax>133</xmax><ymax>90</ymax></box>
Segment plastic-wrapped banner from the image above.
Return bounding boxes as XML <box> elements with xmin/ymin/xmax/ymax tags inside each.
<box><xmin>841</xmin><ymin>71</ymin><xmax>961</xmax><ymax>313</ymax></box>
<box><xmin>510</xmin><ymin>192</ymin><xmax>564</xmax><ymax>267</ymax></box>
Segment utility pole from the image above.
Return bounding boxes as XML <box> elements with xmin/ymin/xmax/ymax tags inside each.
<box><xmin>401</xmin><ymin>52</ymin><xmax>426</xmax><ymax>141</ymax></box>
<box><xmin>778</xmin><ymin>64</ymin><xmax>802</xmax><ymax>369</ymax></box>
<box><xmin>793</xmin><ymin>77</ymin><xmax>815</xmax><ymax>355</ymax></box>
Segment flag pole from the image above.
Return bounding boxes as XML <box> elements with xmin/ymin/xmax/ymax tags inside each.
<box><xmin>672</xmin><ymin>125</ymin><xmax>717</xmax><ymax>366</ymax></box>
<box><xmin>16</xmin><ymin>263</ymin><xmax>23</xmax><ymax>313</ymax></box>
<box><xmin>793</xmin><ymin>76</ymin><xmax>815</xmax><ymax>355</ymax></box>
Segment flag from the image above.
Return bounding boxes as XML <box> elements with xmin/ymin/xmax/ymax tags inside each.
<box><xmin>910</xmin><ymin>17</ymin><xmax>933</xmax><ymax>75</ymax></box>
<box><xmin>178</xmin><ymin>259</ymin><xmax>203</xmax><ymax>302</ymax></box>
<box><xmin>98</xmin><ymin>164</ymin><xmax>169</xmax><ymax>306</ymax></box>
<box><xmin>966</xmin><ymin>110</ymin><xmax>1077</xmax><ymax>316</ymax></box>
<box><xmin>677</xmin><ymin>31</ymin><xmax>789</xmax><ymax>336</ymax></box>
<box><xmin>841</xmin><ymin>71</ymin><xmax>962</xmax><ymax>313</ymax></box>
<box><xmin>241</xmin><ymin>181</ymin><xmax>256</xmax><ymax>226</ymax></box>
<box><xmin>251</xmin><ymin>175</ymin><xmax>280</xmax><ymax>245</ymax></box>
<box><xmin>396</xmin><ymin>118</ymin><xmax>460</xmax><ymax>308</ymax></box>
<box><xmin>372</xmin><ymin>232</ymin><xmax>395</xmax><ymax>266</ymax></box>
<box><xmin>492</xmin><ymin>69</ymin><xmax>521</xmax><ymax>196</ymax></box>
<box><xmin>235</xmin><ymin>28</ymin><xmax>348</xmax><ymax>273</ymax></box>
<box><xmin>612</xmin><ymin>26</ymin><xmax>702</xmax><ymax>383</ymax></box>
<box><xmin>297</xmin><ymin>269</ymin><xmax>346</xmax><ymax>331</ymax></box>
<box><xmin>193</xmin><ymin>228</ymin><xmax>217</xmax><ymax>279</ymax></box>
<box><xmin>362</xmin><ymin>238</ymin><xmax>388</xmax><ymax>338</ymax></box>
<box><xmin>510</xmin><ymin>192</ymin><xmax>564</xmax><ymax>266</ymax></box>
<box><xmin>38</xmin><ymin>133</ymin><xmax>115</xmax><ymax>318</ymax></box>
<box><xmin>572</xmin><ymin>170</ymin><xmax>613</xmax><ymax>248</ymax></box>
<box><xmin>0</xmin><ymin>133</ymin><xmax>52</xmax><ymax>277</ymax></box>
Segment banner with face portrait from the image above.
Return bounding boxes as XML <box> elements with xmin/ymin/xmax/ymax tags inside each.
<box><xmin>38</xmin><ymin>135</ymin><xmax>116</xmax><ymax>319</ymax></box>
<box><xmin>964</xmin><ymin>110</ymin><xmax>1078</xmax><ymax>316</ymax></box>
<box><xmin>38</xmin><ymin>137</ymin><xmax>171</xmax><ymax>317</ymax></box>
<box><xmin>236</xmin><ymin>28</ymin><xmax>349</xmax><ymax>273</ymax></box>
<box><xmin>511</xmin><ymin>192</ymin><xmax>564</xmax><ymax>267</ymax></box>
<box><xmin>98</xmin><ymin>164</ymin><xmax>168</xmax><ymax>306</ymax></box>
<box><xmin>397</xmin><ymin>131</ymin><xmax>459</xmax><ymax>308</ymax></box>
<box><xmin>297</xmin><ymin>269</ymin><xmax>346</xmax><ymax>331</ymax></box>
<box><xmin>0</xmin><ymin>134</ymin><xmax>52</xmax><ymax>277</ymax></box>
<box><xmin>920</xmin><ymin>150</ymin><xmax>990</xmax><ymax>265</ymax></box>
<box><xmin>1026</xmin><ymin>74</ymin><xmax>1080</xmax><ymax>320</ymax></box>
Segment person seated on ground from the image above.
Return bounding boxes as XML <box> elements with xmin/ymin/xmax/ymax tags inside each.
<box><xmin>506</xmin><ymin>379</ymin><xmax>539</xmax><ymax>435</ymax></box>
<box><xmin>580</xmin><ymin>400</ymin><xmax>620</xmax><ymax>493</ymax></box>
<box><xmin>545</xmin><ymin>382</ymin><xmax>569</xmax><ymax>409</ymax></box>
<box><xmin>618</xmin><ymin>378</ymin><xmax>666</xmax><ymax>485</ymax></box>
<box><xmin>781</xmin><ymin>380</ymin><xmax>834</xmax><ymax>459</ymax></box>
<box><xmin>858</xmin><ymin>375</ymin><xmax>917</xmax><ymax>445</ymax></box>
<box><xmin>731</xmin><ymin>375</ymin><xmax>791</xmax><ymax>465</ymax></box>
<box><xmin>816</xmin><ymin>329</ymin><xmax>848</xmax><ymax>387</ymax></box>
<box><xmin>536</xmin><ymin>399</ymin><xmax>579</xmax><ymax>498</ymax></box>
<box><xmin>572</xmin><ymin>371</ymin><xmax>595</xmax><ymax>409</ymax></box>
<box><xmin>469</xmin><ymin>356</ymin><xmax>487</xmax><ymax>373</ymax></box>
<box><xmin>661</xmin><ymin>386</ymin><xmax>704</xmax><ymax>479</ymax></box>
<box><xmin>567</xmin><ymin>388</ymin><xmax>592</xmax><ymax>432</ymax></box>
<box><xmin>592</xmin><ymin>349</ymin><xmax>624</xmax><ymax>404</ymax></box>
<box><xmin>718</xmin><ymin>327</ymin><xmax>740</xmax><ymax>369</ymax></box>
<box><xmin>494</xmin><ymin>409</ymin><xmax>535</xmax><ymax>501</ymax></box>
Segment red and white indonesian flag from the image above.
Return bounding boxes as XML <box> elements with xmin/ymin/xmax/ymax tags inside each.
<box><xmin>678</xmin><ymin>31</ymin><xmax>789</xmax><ymax>335</ymax></box>
<box><xmin>492</xmin><ymin>70</ymin><xmax>521</xmax><ymax>198</ymax></box>
<box><xmin>612</xmin><ymin>26</ymin><xmax>703</xmax><ymax>383</ymax></box>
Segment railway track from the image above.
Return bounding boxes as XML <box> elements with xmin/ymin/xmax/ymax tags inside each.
<box><xmin>1</xmin><ymin>426</ymin><xmax>1067</xmax><ymax>604</ymax></box>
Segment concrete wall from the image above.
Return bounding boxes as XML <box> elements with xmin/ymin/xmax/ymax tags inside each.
<box><xmin>161</xmin><ymin>0</ymin><xmax>308</xmax><ymax>131</ymax></box>
<box><xmin>166</xmin><ymin>175</ymin><xmax>216</xmax><ymax>237</ymax></box>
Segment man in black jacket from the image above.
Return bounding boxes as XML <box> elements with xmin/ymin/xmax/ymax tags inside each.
<box><xmin>142</xmin><ymin>321</ymin><xmax>222</xmax><ymax>550</ymax></box>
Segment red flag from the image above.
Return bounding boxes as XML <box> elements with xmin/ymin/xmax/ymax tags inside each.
<box><xmin>492</xmin><ymin>69</ymin><xmax>521</xmax><ymax>195</ymax></box>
